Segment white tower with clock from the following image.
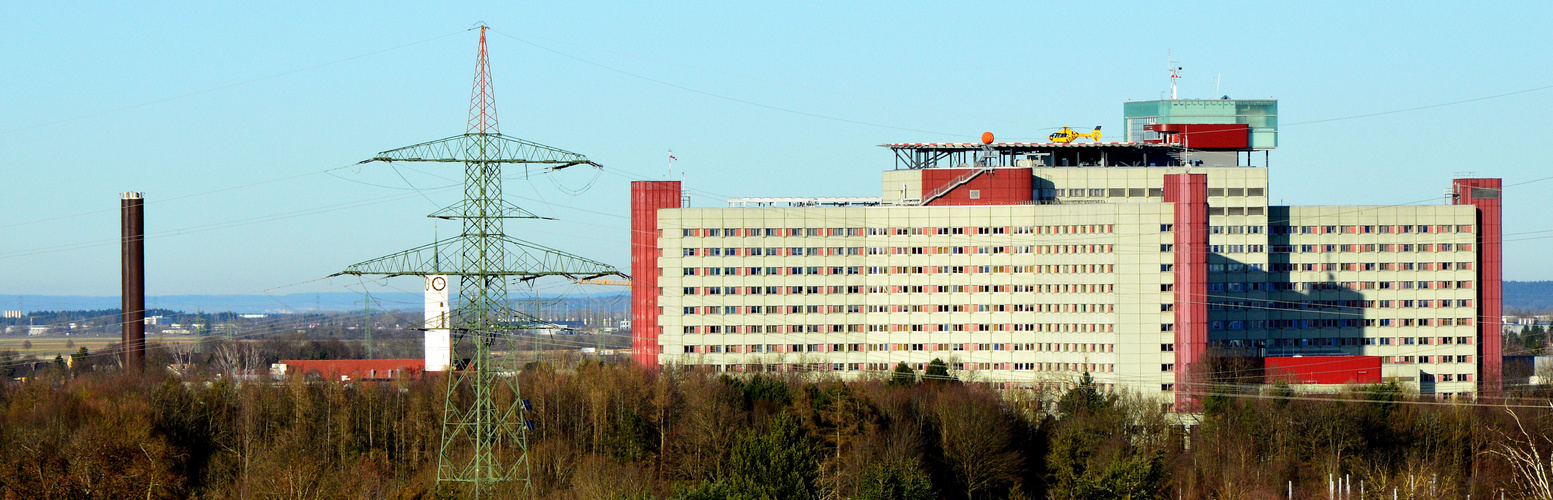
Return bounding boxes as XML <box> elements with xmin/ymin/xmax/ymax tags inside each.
<box><xmin>424</xmin><ymin>275</ymin><xmax>452</xmax><ymax>371</ymax></box>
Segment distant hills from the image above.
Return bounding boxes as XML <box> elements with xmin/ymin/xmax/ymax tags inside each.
<box><xmin>1506</xmin><ymin>281</ymin><xmax>1553</xmax><ymax>313</ymax></box>
<box><xmin>0</xmin><ymin>291</ymin><xmax>628</xmax><ymax>315</ymax></box>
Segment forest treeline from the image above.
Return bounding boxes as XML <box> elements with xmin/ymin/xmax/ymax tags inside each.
<box><xmin>1</xmin><ymin>341</ymin><xmax>1552</xmax><ymax>499</ymax></box>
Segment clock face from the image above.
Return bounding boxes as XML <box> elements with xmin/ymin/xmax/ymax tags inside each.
<box><xmin>430</xmin><ymin>276</ymin><xmax>447</xmax><ymax>292</ymax></box>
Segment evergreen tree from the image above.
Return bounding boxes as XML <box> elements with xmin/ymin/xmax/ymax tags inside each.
<box><xmin>1055</xmin><ymin>372</ymin><xmax>1111</xmax><ymax>418</ymax></box>
<box><xmin>70</xmin><ymin>347</ymin><xmax>90</xmax><ymax>373</ymax></box>
<box><xmin>889</xmin><ymin>362</ymin><xmax>917</xmax><ymax>387</ymax></box>
<box><xmin>856</xmin><ymin>460</ymin><xmax>934</xmax><ymax>500</ymax></box>
<box><xmin>725</xmin><ymin>413</ymin><xmax>819</xmax><ymax>499</ymax></box>
<box><xmin>923</xmin><ymin>358</ymin><xmax>954</xmax><ymax>383</ymax></box>
<box><xmin>1526</xmin><ymin>324</ymin><xmax>1547</xmax><ymax>354</ymax></box>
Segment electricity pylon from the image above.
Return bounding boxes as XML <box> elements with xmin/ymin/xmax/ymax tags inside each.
<box><xmin>335</xmin><ymin>26</ymin><xmax>622</xmax><ymax>496</ymax></box>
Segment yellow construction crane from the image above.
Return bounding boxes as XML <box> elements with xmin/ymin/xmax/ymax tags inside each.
<box><xmin>576</xmin><ymin>278</ymin><xmax>632</xmax><ymax>288</ymax></box>
<box><xmin>1048</xmin><ymin>126</ymin><xmax>1102</xmax><ymax>144</ymax></box>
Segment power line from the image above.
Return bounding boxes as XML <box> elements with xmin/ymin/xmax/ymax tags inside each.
<box><xmin>0</xmin><ymin>29</ymin><xmax>467</xmax><ymax>137</ymax></box>
<box><xmin>1282</xmin><ymin>84</ymin><xmax>1553</xmax><ymax>127</ymax></box>
<box><xmin>486</xmin><ymin>28</ymin><xmax>969</xmax><ymax>140</ymax></box>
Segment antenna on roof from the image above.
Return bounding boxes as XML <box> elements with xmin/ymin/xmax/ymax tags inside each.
<box><xmin>1169</xmin><ymin>64</ymin><xmax>1183</xmax><ymax>100</ymax></box>
<box><xmin>1167</xmin><ymin>51</ymin><xmax>1182</xmax><ymax>100</ymax></box>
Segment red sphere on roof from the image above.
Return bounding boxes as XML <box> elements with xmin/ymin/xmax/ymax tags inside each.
<box><xmin>981</xmin><ymin>132</ymin><xmax>994</xmax><ymax>144</ymax></box>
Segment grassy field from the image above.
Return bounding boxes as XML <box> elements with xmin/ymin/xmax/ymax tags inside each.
<box><xmin>0</xmin><ymin>336</ymin><xmax>201</xmax><ymax>359</ymax></box>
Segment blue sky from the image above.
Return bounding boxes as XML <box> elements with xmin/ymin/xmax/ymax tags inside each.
<box><xmin>3</xmin><ymin>1</ymin><xmax>1551</xmax><ymax>300</ymax></box>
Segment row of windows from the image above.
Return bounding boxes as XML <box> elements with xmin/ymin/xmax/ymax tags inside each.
<box><xmin>674</xmin><ymin>302</ymin><xmax>1113</xmax><ymax>316</ymax></box>
<box><xmin>683</xmin><ymin>244</ymin><xmax>1116</xmax><ymax>257</ymax></box>
<box><xmin>1012</xmin><ymin>362</ymin><xmax>1116</xmax><ymax>373</ymax></box>
<box><xmin>872</xmin><ymin>303</ymin><xmax>1112</xmax><ymax>313</ymax></box>
<box><xmin>867</xmin><ymin>245</ymin><xmax>1113</xmax><ymax>255</ymax></box>
<box><xmin>1272</xmin><ymin>224</ymin><xmax>1473</xmax><ymax>235</ymax></box>
<box><xmin>1379</xmin><ymin>318</ymin><xmax>1475</xmax><ymax>327</ymax></box>
<box><xmin>679</xmin><ymin>263</ymin><xmax>1115</xmax><ymax>278</ymax></box>
<box><xmin>681</xmin><ymin>225</ymin><xmax>1114</xmax><ymax>238</ymax></box>
<box><xmin>679</xmin><ymin>323</ymin><xmax>1118</xmax><ymax>334</ymax></box>
<box><xmin>868</xmin><ymin>264</ymin><xmax>1113</xmax><ymax>274</ymax></box>
<box><xmin>1217</xmin><ymin>337</ymin><xmax>1474</xmax><ymax>348</ymax></box>
<box><xmin>681</xmin><ymin>224</ymin><xmax>1470</xmax><ymax>240</ymax></box>
<box><xmin>684</xmin><ymin>266</ymin><xmax>858</xmax><ymax>277</ymax></box>
<box><xmin>1265</xmin><ymin>262</ymin><xmax>1474</xmax><ymax>272</ymax></box>
<box><xmin>1208</xmin><ymin>225</ymin><xmax>1266</xmax><ymax>234</ymax></box>
<box><xmin>1208</xmin><ymin>263</ymin><xmax>1265</xmax><ymax>272</ymax></box>
<box><xmin>1046</xmin><ymin>187</ymin><xmax>1267</xmax><ymax>199</ymax></box>
<box><xmin>867</xmin><ymin>284</ymin><xmax>1115</xmax><ymax>294</ymax></box>
<box><xmin>676</xmin><ymin>363</ymin><xmax>1124</xmax><ymax>384</ymax></box>
<box><xmin>1208</xmin><ymin>244</ymin><xmax>1268</xmax><ymax>253</ymax></box>
<box><xmin>682</xmin><ymin>342</ymin><xmax>1115</xmax><ymax>354</ymax></box>
<box><xmin>1211</xmin><ymin>318</ymin><xmax>1474</xmax><ymax>330</ymax></box>
<box><xmin>1270</xmin><ymin>243</ymin><xmax>1473</xmax><ymax>253</ymax></box>
<box><xmin>684</xmin><ymin>241</ymin><xmax>1475</xmax><ymax>258</ymax></box>
<box><xmin>678</xmin><ymin>282</ymin><xmax>1116</xmax><ymax>301</ymax></box>
<box><xmin>686</xmin><ymin>247</ymin><xmax>860</xmax><ymax>257</ymax></box>
<box><xmin>1201</xmin><ymin>280</ymin><xmax>1474</xmax><ymax>292</ymax></box>
<box><xmin>1048</xmin><ymin>187</ymin><xmax>1165</xmax><ymax>198</ymax></box>
<box><xmin>1209</xmin><ymin>299</ymin><xmax>1474</xmax><ymax>311</ymax></box>
<box><xmin>1207</xmin><ymin>207</ymin><xmax>1268</xmax><ymax>216</ymax></box>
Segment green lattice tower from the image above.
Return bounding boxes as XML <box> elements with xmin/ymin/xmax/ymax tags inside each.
<box><xmin>335</xmin><ymin>26</ymin><xmax>622</xmax><ymax>497</ymax></box>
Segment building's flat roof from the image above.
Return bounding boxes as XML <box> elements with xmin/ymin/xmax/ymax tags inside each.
<box><xmin>883</xmin><ymin>142</ymin><xmax>1155</xmax><ymax>148</ymax></box>
<box><xmin>726</xmin><ymin>196</ymin><xmax>883</xmax><ymax>207</ymax></box>
<box><xmin>1123</xmin><ymin>98</ymin><xmax>1277</xmax><ymax>103</ymax></box>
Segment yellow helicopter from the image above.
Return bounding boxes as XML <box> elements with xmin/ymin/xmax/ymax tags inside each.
<box><xmin>1048</xmin><ymin>126</ymin><xmax>1102</xmax><ymax>144</ymax></box>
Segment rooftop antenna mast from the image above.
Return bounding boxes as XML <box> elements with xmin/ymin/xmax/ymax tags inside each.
<box><xmin>334</xmin><ymin>25</ymin><xmax>623</xmax><ymax>497</ymax></box>
<box><xmin>1169</xmin><ymin>60</ymin><xmax>1183</xmax><ymax>100</ymax></box>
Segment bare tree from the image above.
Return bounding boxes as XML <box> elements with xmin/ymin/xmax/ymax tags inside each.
<box><xmin>1486</xmin><ymin>404</ymin><xmax>1553</xmax><ymax>499</ymax></box>
<box><xmin>932</xmin><ymin>387</ymin><xmax>1021</xmax><ymax>499</ymax></box>
<box><xmin>214</xmin><ymin>341</ymin><xmax>261</xmax><ymax>381</ymax></box>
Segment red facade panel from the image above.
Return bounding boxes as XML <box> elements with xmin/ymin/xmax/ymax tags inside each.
<box><xmin>1265</xmin><ymin>356</ymin><xmax>1382</xmax><ymax>385</ymax></box>
<box><xmin>1146</xmin><ymin>123</ymin><xmax>1250</xmax><ymax>149</ymax></box>
<box><xmin>921</xmin><ymin>167</ymin><xmax>1033</xmax><ymax>206</ymax></box>
<box><xmin>1164</xmin><ymin>173</ymin><xmax>1208</xmax><ymax>411</ymax></box>
<box><xmin>1453</xmin><ymin>178</ymin><xmax>1502</xmax><ymax>398</ymax></box>
<box><xmin>631</xmin><ymin>181</ymin><xmax>681</xmax><ymax>369</ymax></box>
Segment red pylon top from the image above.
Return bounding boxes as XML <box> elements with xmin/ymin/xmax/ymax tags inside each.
<box><xmin>467</xmin><ymin>26</ymin><xmax>499</xmax><ymax>134</ymax></box>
